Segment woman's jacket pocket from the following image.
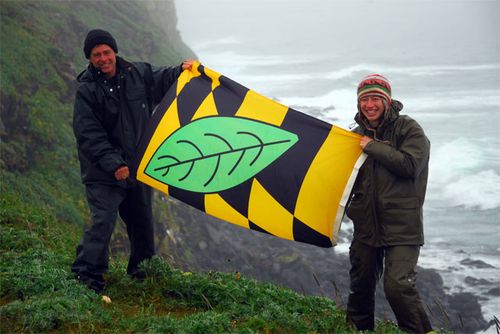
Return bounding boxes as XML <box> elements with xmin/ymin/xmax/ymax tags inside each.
<box><xmin>346</xmin><ymin>193</ymin><xmax>370</xmax><ymax>222</ymax></box>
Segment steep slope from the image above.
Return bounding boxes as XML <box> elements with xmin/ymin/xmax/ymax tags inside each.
<box><xmin>0</xmin><ymin>0</ymin><xmax>194</xmax><ymax>226</ymax></box>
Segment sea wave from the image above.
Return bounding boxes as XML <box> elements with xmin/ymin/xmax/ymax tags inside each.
<box><xmin>429</xmin><ymin>138</ymin><xmax>483</xmax><ymax>183</ymax></box>
<box><xmin>194</xmin><ymin>51</ymin><xmax>317</xmax><ymax>76</ymax></box>
<box><xmin>192</xmin><ymin>36</ymin><xmax>242</xmax><ymax>51</ymax></box>
<box><xmin>281</xmin><ymin>88</ymin><xmax>356</xmax><ymax>123</ymax></box>
<box><xmin>402</xmin><ymin>90</ymin><xmax>500</xmax><ymax>112</ymax></box>
<box><xmin>281</xmin><ymin>88</ymin><xmax>500</xmax><ymax>120</ymax></box>
<box><xmin>278</xmin><ymin>87</ymin><xmax>499</xmax><ymax>130</ymax></box>
<box><xmin>190</xmin><ymin>56</ymin><xmax>500</xmax><ymax>124</ymax></box>
<box><xmin>194</xmin><ymin>50</ymin><xmax>500</xmax><ymax>89</ymax></box>
<box><xmin>323</xmin><ymin>63</ymin><xmax>500</xmax><ymax>80</ymax></box>
<box><xmin>443</xmin><ymin>170</ymin><xmax>500</xmax><ymax>210</ymax></box>
<box><xmin>429</xmin><ymin>138</ymin><xmax>500</xmax><ymax>210</ymax></box>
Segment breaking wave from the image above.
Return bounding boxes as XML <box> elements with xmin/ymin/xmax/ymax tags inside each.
<box><xmin>429</xmin><ymin>138</ymin><xmax>500</xmax><ymax>210</ymax></box>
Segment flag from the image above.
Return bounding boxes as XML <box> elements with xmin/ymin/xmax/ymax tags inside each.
<box><xmin>134</xmin><ymin>62</ymin><xmax>366</xmax><ymax>247</ymax></box>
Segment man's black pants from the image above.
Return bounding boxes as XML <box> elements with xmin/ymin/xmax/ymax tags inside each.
<box><xmin>71</xmin><ymin>182</ymin><xmax>155</xmax><ymax>292</ymax></box>
<box><xmin>346</xmin><ymin>240</ymin><xmax>433</xmax><ymax>333</ymax></box>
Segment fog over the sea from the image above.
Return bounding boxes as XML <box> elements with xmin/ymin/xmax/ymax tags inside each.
<box><xmin>176</xmin><ymin>0</ymin><xmax>499</xmax><ymax>67</ymax></box>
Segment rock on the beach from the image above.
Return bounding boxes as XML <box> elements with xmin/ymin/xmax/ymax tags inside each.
<box><xmin>487</xmin><ymin>287</ymin><xmax>500</xmax><ymax>296</ymax></box>
<box><xmin>446</xmin><ymin>292</ymin><xmax>490</xmax><ymax>334</ymax></box>
<box><xmin>460</xmin><ymin>258</ymin><xmax>496</xmax><ymax>269</ymax></box>
<box><xmin>464</xmin><ymin>276</ymin><xmax>495</xmax><ymax>286</ymax></box>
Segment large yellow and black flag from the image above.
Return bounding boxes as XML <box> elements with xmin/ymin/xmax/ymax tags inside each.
<box><xmin>134</xmin><ymin>62</ymin><xmax>366</xmax><ymax>247</ymax></box>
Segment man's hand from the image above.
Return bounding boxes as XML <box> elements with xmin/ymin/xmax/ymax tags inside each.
<box><xmin>182</xmin><ymin>59</ymin><xmax>195</xmax><ymax>70</ymax></box>
<box><xmin>360</xmin><ymin>136</ymin><xmax>373</xmax><ymax>149</ymax></box>
<box><xmin>114</xmin><ymin>166</ymin><xmax>129</xmax><ymax>181</ymax></box>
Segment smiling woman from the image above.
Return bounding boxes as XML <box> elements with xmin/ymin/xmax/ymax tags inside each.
<box><xmin>357</xmin><ymin>73</ymin><xmax>392</xmax><ymax>128</ymax></box>
<box><xmin>359</xmin><ymin>96</ymin><xmax>385</xmax><ymax>126</ymax></box>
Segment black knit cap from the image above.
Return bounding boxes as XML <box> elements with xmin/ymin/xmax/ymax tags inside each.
<box><xmin>83</xmin><ymin>29</ymin><xmax>118</xmax><ymax>59</ymax></box>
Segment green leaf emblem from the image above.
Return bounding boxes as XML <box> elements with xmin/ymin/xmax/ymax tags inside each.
<box><xmin>144</xmin><ymin>116</ymin><xmax>298</xmax><ymax>193</ymax></box>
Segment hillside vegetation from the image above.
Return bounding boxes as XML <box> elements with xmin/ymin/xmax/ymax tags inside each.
<box><xmin>0</xmin><ymin>1</ymin><xmax>408</xmax><ymax>332</ymax></box>
<box><xmin>2</xmin><ymin>194</ymin><xmax>386</xmax><ymax>333</ymax></box>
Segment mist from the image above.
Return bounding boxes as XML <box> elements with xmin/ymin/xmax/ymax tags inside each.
<box><xmin>175</xmin><ymin>0</ymin><xmax>499</xmax><ymax>66</ymax></box>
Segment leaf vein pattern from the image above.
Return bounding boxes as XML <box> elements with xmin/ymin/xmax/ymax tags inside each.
<box><xmin>205</xmin><ymin>155</ymin><xmax>221</xmax><ymax>187</ymax></box>
<box><xmin>155</xmin><ymin>156</ymin><xmax>180</xmax><ymax>176</ymax></box>
<box><xmin>154</xmin><ymin>139</ymin><xmax>291</xmax><ymax>170</ymax></box>
<box><xmin>237</xmin><ymin>131</ymin><xmax>263</xmax><ymax>166</ymax></box>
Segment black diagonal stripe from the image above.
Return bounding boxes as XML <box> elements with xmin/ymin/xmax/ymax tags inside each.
<box><xmin>293</xmin><ymin>217</ymin><xmax>332</xmax><ymax>248</ymax></box>
<box><xmin>155</xmin><ymin>81</ymin><xmax>178</xmax><ymax>119</ymax></box>
<box><xmin>168</xmin><ymin>186</ymin><xmax>205</xmax><ymax>212</ymax></box>
<box><xmin>131</xmin><ymin>82</ymin><xmax>178</xmax><ymax>178</ymax></box>
<box><xmin>218</xmin><ymin>178</ymin><xmax>253</xmax><ymax>217</ymax></box>
<box><xmin>177</xmin><ymin>76</ymin><xmax>212</xmax><ymax>126</ymax></box>
<box><xmin>212</xmin><ymin>75</ymin><xmax>248</xmax><ymax>116</ymax></box>
<box><xmin>255</xmin><ymin>108</ymin><xmax>331</xmax><ymax>213</ymax></box>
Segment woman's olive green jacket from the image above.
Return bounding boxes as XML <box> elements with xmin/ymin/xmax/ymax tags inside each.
<box><xmin>346</xmin><ymin>100</ymin><xmax>430</xmax><ymax>246</ymax></box>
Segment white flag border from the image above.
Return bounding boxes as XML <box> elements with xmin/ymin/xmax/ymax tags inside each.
<box><xmin>331</xmin><ymin>152</ymin><xmax>367</xmax><ymax>246</ymax></box>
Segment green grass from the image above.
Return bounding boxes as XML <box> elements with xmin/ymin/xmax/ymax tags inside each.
<box><xmin>0</xmin><ymin>193</ymin><xmax>408</xmax><ymax>333</ymax></box>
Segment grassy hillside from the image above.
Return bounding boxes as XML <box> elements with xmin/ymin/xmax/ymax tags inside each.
<box><xmin>0</xmin><ymin>0</ymin><xmax>194</xmax><ymax>227</ymax></box>
<box><xmin>2</xmin><ymin>195</ymin><xmax>401</xmax><ymax>333</ymax></box>
<box><xmin>0</xmin><ymin>1</ymin><xmax>409</xmax><ymax>333</ymax></box>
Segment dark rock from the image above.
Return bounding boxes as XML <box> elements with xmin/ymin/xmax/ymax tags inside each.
<box><xmin>464</xmin><ymin>276</ymin><xmax>495</xmax><ymax>286</ymax></box>
<box><xmin>446</xmin><ymin>292</ymin><xmax>489</xmax><ymax>333</ymax></box>
<box><xmin>460</xmin><ymin>258</ymin><xmax>495</xmax><ymax>269</ymax></box>
<box><xmin>487</xmin><ymin>287</ymin><xmax>500</xmax><ymax>296</ymax></box>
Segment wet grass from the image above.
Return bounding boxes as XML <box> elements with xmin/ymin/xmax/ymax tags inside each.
<box><xmin>0</xmin><ymin>193</ymin><xmax>409</xmax><ymax>334</ymax></box>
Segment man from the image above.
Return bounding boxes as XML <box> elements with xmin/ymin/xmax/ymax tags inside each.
<box><xmin>346</xmin><ymin>74</ymin><xmax>433</xmax><ymax>333</ymax></box>
<box><xmin>72</xmin><ymin>29</ymin><xmax>193</xmax><ymax>293</ymax></box>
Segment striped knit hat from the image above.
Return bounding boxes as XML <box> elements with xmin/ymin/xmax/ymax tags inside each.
<box><xmin>357</xmin><ymin>74</ymin><xmax>391</xmax><ymax>102</ymax></box>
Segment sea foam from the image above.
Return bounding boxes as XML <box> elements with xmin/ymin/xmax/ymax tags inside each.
<box><xmin>443</xmin><ymin>170</ymin><xmax>500</xmax><ymax>210</ymax></box>
<box><xmin>429</xmin><ymin>138</ymin><xmax>500</xmax><ymax>210</ymax></box>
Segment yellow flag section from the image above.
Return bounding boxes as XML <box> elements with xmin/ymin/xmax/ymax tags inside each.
<box><xmin>135</xmin><ymin>61</ymin><xmax>365</xmax><ymax>247</ymax></box>
<box><xmin>136</xmin><ymin>64</ymin><xmax>202</xmax><ymax>195</ymax></box>
<box><xmin>294</xmin><ymin>126</ymin><xmax>366</xmax><ymax>245</ymax></box>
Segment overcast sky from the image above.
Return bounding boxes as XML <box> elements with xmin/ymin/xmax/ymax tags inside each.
<box><xmin>175</xmin><ymin>0</ymin><xmax>499</xmax><ymax>65</ymax></box>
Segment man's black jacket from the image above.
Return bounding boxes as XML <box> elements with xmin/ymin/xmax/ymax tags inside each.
<box><xmin>73</xmin><ymin>56</ymin><xmax>182</xmax><ymax>185</ymax></box>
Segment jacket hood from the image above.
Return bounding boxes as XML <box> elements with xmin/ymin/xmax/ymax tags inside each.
<box><xmin>354</xmin><ymin>99</ymin><xmax>404</xmax><ymax>130</ymax></box>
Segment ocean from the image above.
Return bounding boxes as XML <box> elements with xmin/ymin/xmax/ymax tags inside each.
<box><xmin>175</xmin><ymin>0</ymin><xmax>500</xmax><ymax>328</ymax></box>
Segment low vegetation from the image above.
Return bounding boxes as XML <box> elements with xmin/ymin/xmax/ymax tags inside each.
<box><xmin>0</xmin><ymin>193</ymin><xmax>408</xmax><ymax>333</ymax></box>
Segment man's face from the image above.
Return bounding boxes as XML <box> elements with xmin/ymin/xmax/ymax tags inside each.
<box><xmin>359</xmin><ymin>95</ymin><xmax>385</xmax><ymax>124</ymax></box>
<box><xmin>89</xmin><ymin>44</ymin><xmax>117</xmax><ymax>78</ymax></box>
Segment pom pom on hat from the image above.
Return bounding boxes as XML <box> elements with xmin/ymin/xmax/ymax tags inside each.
<box><xmin>357</xmin><ymin>74</ymin><xmax>391</xmax><ymax>102</ymax></box>
<box><xmin>83</xmin><ymin>29</ymin><xmax>118</xmax><ymax>59</ymax></box>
